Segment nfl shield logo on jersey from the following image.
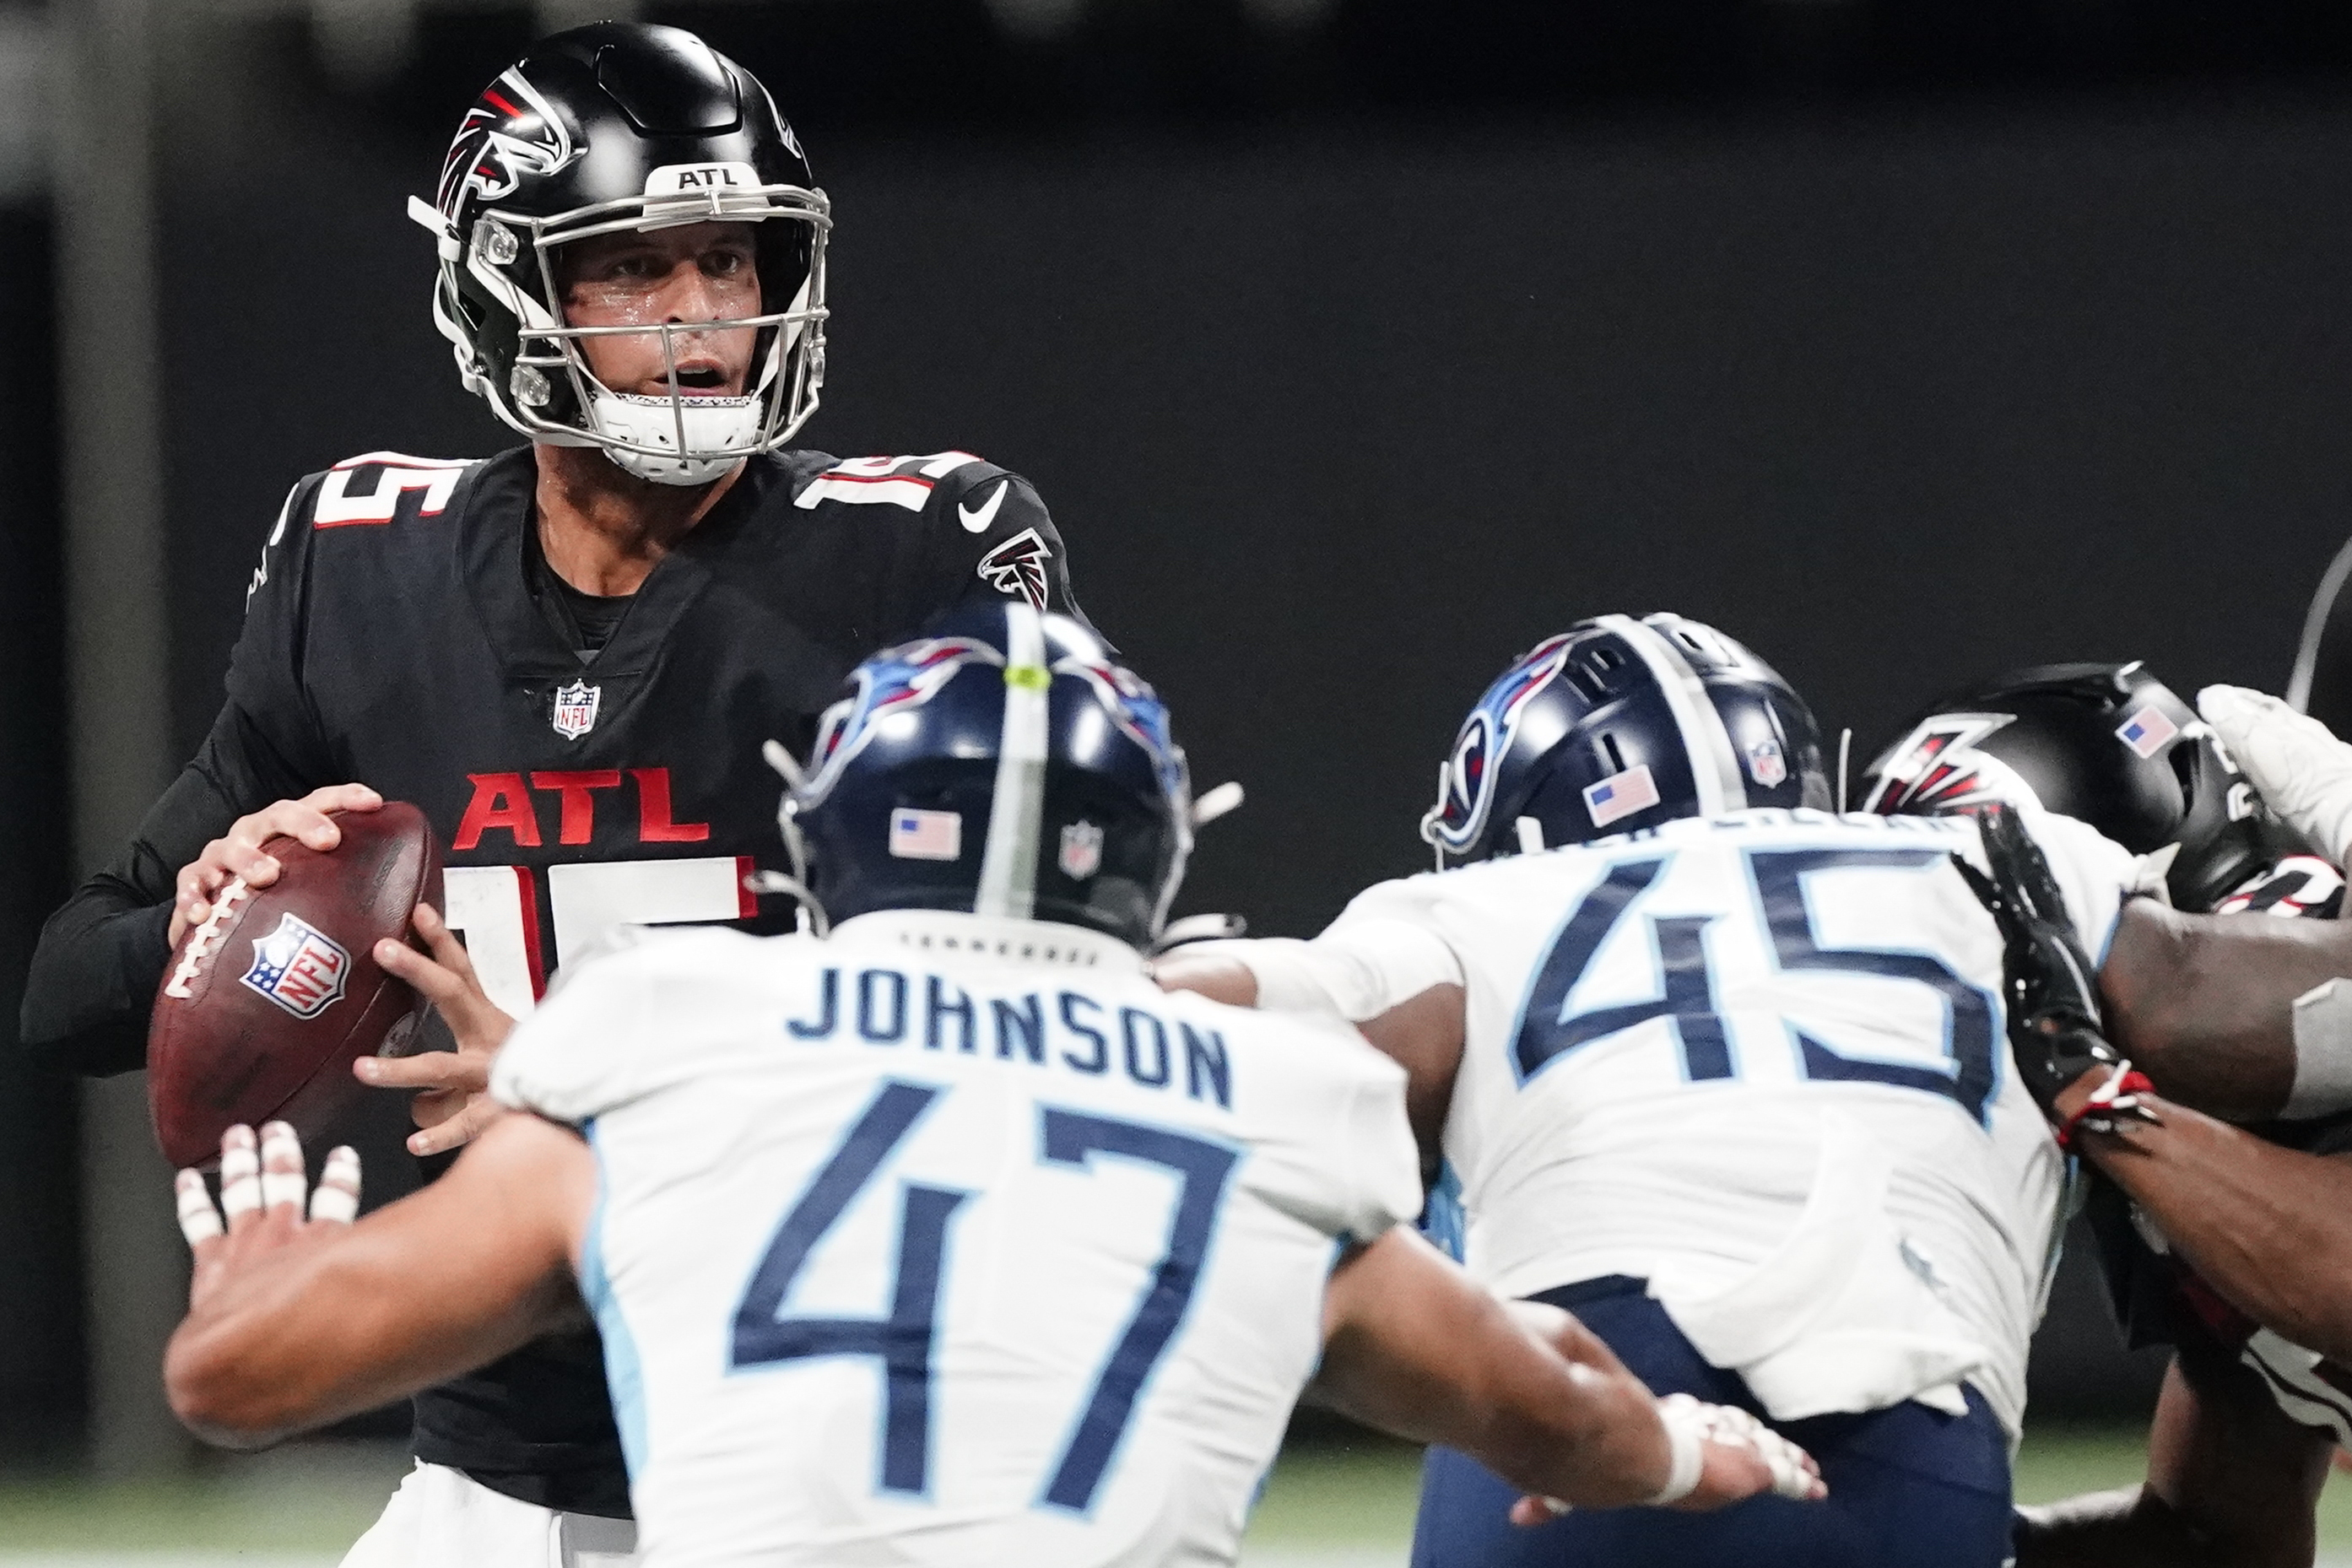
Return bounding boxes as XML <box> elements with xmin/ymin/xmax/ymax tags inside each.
<box><xmin>240</xmin><ymin>912</ymin><xmax>351</xmax><ymax>1020</ymax></box>
<box><xmin>1746</xmin><ymin>736</ymin><xmax>1788</xmax><ymax>788</ymax></box>
<box><xmin>551</xmin><ymin>680</ymin><xmax>601</xmax><ymax>740</ymax></box>
<box><xmin>1059</xmin><ymin>820</ymin><xmax>1105</xmax><ymax>880</ymax></box>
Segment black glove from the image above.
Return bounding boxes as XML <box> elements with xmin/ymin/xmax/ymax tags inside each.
<box><xmin>1950</xmin><ymin>803</ymin><xmax>2129</xmax><ymax>1127</ymax></box>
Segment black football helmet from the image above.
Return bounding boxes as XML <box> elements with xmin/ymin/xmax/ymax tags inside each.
<box><xmin>1419</xmin><ymin>613</ymin><xmax>1832</xmax><ymax>868</ymax></box>
<box><xmin>780</xmin><ymin>603</ymin><xmax>1194</xmax><ymax>949</ymax></box>
<box><xmin>1861</xmin><ymin>662</ymin><xmax>2310</xmax><ymax>912</ymax></box>
<box><xmin>409</xmin><ymin>23</ymin><xmax>828</xmax><ymax>485</ymax></box>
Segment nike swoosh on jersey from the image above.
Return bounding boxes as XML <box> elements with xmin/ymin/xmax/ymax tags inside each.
<box><xmin>959</xmin><ymin>480</ymin><xmax>1010</xmax><ymax>534</ymax></box>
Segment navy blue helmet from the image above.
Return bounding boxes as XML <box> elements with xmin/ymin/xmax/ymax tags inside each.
<box><xmin>781</xmin><ymin>602</ymin><xmax>1193</xmax><ymax>947</ymax></box>
<box><xmin>1420</xmin><ymin>613</ymin><xmax>1831</xmax><ymax>867</ymax></box>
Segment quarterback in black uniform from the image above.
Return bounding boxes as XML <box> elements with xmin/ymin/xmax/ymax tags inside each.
<box><xmin>22</xmin><ymin>23</ymin><xmax>1087</xmax><ymax>1566</ymax></box>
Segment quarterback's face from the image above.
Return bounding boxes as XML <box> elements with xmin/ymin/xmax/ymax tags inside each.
<box><xmin>558</xmin><ymin>221</ymin><xmax>763</xmax><ymax>398</ymax></box>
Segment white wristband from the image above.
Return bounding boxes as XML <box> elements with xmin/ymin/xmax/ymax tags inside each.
<box><xmin>1643</xmin><ymin>1397</ymin><xmax>1707</xmax><ymax>1506</ymax></box>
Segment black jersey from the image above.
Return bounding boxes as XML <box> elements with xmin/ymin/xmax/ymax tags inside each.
<box><xmin>20</xmin><ymin>441</ymin><xmax>1092</xmax><ymax>1516</ymax></box>
<box><xmin>2087</xmin><ymin>857</ymin><xmax>2352</xmax><ymax>1443</ymax></box>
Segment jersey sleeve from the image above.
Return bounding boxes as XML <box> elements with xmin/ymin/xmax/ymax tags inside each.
<box><xmin>490</xmin><ymin>943</ymin><xmax>664</xmax><ymax>1125</ymax></box>
<box><xmin>1237</xmin><ymin>1008</ymin><xmax>1425</xmax><ymax>1244</ymax></box>
<box><xmin>924</xmin><ymin>462</ymin><xmax>1095</xmax><ymax>634</ymax></box>
<box><xmin>1179</xmin><ymin>884</ymin><xmax>1463</xmax><ymax>1024</ymax></box>
<box><xmin>221</xmin><ymin>475</ymin><xmax>340</xmax><ymax>785</ymax></box>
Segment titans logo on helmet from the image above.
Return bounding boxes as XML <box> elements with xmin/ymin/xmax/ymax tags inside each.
<box><xmin>1863</xmin><ymin>713</ymin><xmax>2041</xmax><ymax>816</ymax></box>
<box><xmin>1052</xmin><ymin>653</ymin><xmax>1187</xmax><ymax>803</ymax></box>
<box><xmin>1422</xmin><ymin>634</ymin><xmax>1578</xmax><ymax>856</ymax></box>
<box><xmin>803</xmin><ymin>637</ymin><xmax>1005</xmax><ymax>801</ymax></box>
<box><xmin>436</xmin><ymin>68</ymin><xmax>580</xmax><ymax>219</ymax></box>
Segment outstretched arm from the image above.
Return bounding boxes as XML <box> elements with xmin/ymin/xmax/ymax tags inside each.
<box><xmin>2015</xmin><ymin>1339</ymin><xmax>2328</xmax><ymax>1567</ymax></box>
<box><xmin>2061</xmin><ymin>1083</ymin><xmax>2352</xmax><ymax>1365</ymax></box>
<box><xmin>1310</xmin><ymin>1225</ymin><xmax>1822</xmax><ymax>1514</ymax></box>
<box><xmin>165</xmin><ymin>1113</ymin><xmax>593</xmax><ymax>1448</ymax></box>
<box><xmin>1153</xmin><ymin>951</ymin><xmax>1467</xmax><ymax>1181</ymax></box>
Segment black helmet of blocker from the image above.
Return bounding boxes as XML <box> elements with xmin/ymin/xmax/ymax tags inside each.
<box><xmin>410</xmin><ymin>22</ymin><xmax>828</xmax><ymax>485</ymax></box>
<box><xmin>1862</xmin><ymin>661</ymin><xmax>2314</xmax><ymax>913</ymax></box>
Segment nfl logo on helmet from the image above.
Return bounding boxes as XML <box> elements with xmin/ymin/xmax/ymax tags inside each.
<box><xmin>241</xmin><ymin>912</ymin><xmax>353</xmax><ymax>1021</ymax></box>
<box><xmin>1059</xmin><ymin>820</ymin><xmax>1105</xmax><ymax>880</ymax></box>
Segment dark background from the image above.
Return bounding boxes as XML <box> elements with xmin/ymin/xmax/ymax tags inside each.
<box><xmin>18</xmin><ymin>0</ymin><xmax>2352</xmax><ymax>1460</ymax></box>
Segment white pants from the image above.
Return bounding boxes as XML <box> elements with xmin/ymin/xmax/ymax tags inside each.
<box><xmin>339</xmin><ymin>1461</ymin><xmax>640</xmax><ymax>1568</ymax></box>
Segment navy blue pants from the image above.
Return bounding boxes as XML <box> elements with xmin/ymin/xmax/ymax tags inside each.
<box><xmin>1409</xmin><ymin>1278</ymin><xmax>2015</xmax><ymax>1568</ymax></box>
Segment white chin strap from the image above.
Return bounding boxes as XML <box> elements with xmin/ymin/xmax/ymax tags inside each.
<box><xmin>587</xmin><ymin>390</ymin><xmax>762</xmax><ymax>486</ymax></box>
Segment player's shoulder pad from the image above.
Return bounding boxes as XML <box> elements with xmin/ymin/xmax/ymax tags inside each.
<box><xmin>300</xmin><ymin>451</ymin><xmax>483</xmax><ymax>533</ymax></box>
<box><xmin>791</xmin><ymin>449</ymin><xmax>1018</xmax><ymax>518</ymax></box>
<box><xmin>492</xmin><ymin>926</ymin><xmax>787</xmax><ymax>1122</ymax></box>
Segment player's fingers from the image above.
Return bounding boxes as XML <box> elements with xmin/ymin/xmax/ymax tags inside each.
<box><xmin>259</xmin><ymin>1121</ymin><xmax>306</xmax><ymax>1215</ymax></box>
<box><xmin>354</xmin><ymin>1048</ymin><xmax>473</xmax><ymax>1090</ymax></box>
<box><xmin>1749</xmin><ymin>1430</ymin><xmax>1825</xmax><ymax>1501</ymax></box>
<box><xmin>218</xmin><ymin>1125</ymin><xmax>262</xmax><ymax>1232</ymax></box>
<box><xmin>372</xmin><ymin>938</ymin><xmax>469</xmax><ymax>1008</ymax></box>
<box><xmin>250</xmin><ymin>802</ymin><xmax>339</xmax><ymax>857</ymax></box>
<box><xmin>175</xmin><ymin>1169</ymin><xmax>224</xmax><ymax>1252</ymax></box>
<box><xmin>410</xmin><ymin>903</ymin><xmax>479</xmax><ymax>982</ymax></box>
<box><xmin>407</xmin><ymin>1096</ymin><xmax>504</xmax><ymax>1158</ymax></box>
<box><xmin>1508</xmin><ymin>1495</ymin><xmax>1570</xmax><ymax>1527</ymax></box>
<box><xmin>299</xmin><ymin>782</ymin><xmax>381</xmax><ymax>823</ymax></box>
<box><xmin>308</xmin><ymin>1146</ymin><xmax>361</xmax><ymax>1225</ymax></box>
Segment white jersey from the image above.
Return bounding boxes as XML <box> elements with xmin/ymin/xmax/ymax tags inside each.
<box><xmin>1292</xmin><ymin>807</ymin><xmax>2138</xmax><ymax>1440</ymax></box>
<box><xmin>489</xmin><ymin>910</ymin><xmax>1419</xmax><ymax>1568</ymax></box>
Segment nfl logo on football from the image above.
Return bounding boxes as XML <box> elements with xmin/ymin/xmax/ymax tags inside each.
<box><xmin>1059</xmin><ymin>819</ymin><xmax>1104</xmax><ymax>880</ymax></box>
<box><xmin>240</xmin><ymin>911</ymin><xmax>352</xmax><ymax>1020</ymax></box>
<box><xmin>551</xmin><ymin>679</ymin><xmax>601</xmax><ymax>740</ymax></box>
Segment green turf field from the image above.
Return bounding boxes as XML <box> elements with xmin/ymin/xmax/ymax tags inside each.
<box><xmin>0</xmin><ymin>1427</ymin><xmax>2345</xmax><ymax>1564</ymax></box>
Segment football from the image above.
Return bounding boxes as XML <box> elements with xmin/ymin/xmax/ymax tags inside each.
<box><xmin>147</xmin><ymin>803</ymin><xmax>444</xmax><ymax>1170</ymax></box>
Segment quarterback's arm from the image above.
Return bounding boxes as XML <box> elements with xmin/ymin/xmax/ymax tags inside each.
<box><xmin>165</xmin><ymin>1114</ymin><xmax>592</xmax><ymax>1448</ymax></box>
<box><xmin>1309</xmin><ymin>1225</ymin><xmax>1819</xmax><ymax>1512</ymax></box>
<box><xmin>2014</xmin><ymin>1338</ymin><xmax>2328</xmax><ymax>1567</ymax></box>
<box><xmin>20</xmin><ymin>701</ymin><xmax>316</xmax><ymax>1076</ymax></box>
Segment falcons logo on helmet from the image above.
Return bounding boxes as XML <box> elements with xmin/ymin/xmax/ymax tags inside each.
<box><xmin>436</xmin><ymin>68</ymin><xmax>579</xmax><ymax>219</ymax></box>
<box><xmin>1863</xmin><ymin>713</ymin><xmax>2041</xmax><ymax>816</ymax></box>
<box><xmin>976</xmin><ymin>527</ymin><xmax>1053</xmax><ymax>612</ymax></box>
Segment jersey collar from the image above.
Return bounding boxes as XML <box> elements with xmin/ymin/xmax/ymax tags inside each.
<box><xmin>456</xmin><ymin>446</ymin><xmax>781</xmax><ymax>682</ymax></box>
<box><xmin>830</xmin><ymin>911</ymin><xmax>1145</xmax><ymax>974</ymax></box>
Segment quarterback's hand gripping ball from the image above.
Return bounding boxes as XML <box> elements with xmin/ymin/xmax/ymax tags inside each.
<box><xmin>147</xmin><ymin>801</ymin><xmax>443</xmax><ymax>1170</ymax></box>
<box><xmin>176</xmin><ymin>1122</ymin><xmax>361</xmax><ymax>1310</ymax></box>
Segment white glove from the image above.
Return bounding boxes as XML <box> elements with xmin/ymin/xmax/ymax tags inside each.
<box><xmin>2198</xmin><ymin>685</ymin><xmax>2352</xmax><ymax>868</ymax></box>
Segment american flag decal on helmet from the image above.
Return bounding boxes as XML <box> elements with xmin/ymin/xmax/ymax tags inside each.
<box><xmin>437</xmin><ymin>68</ymin><xmax>579</xmax><ymax>219</ymax></box>
<box><xmin>976</xmin><ymin>527</ymin><xmax>1053</xmax><ymax>612</ymax></box>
